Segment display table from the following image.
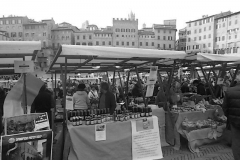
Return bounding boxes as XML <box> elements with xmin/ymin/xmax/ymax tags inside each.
<box><xmin>63</xmin><ymin>108</ymin><xmax>166</xmax><ymax>160</ymax></box>
<box><xmin>172</xmin><ymin>109</ymin><xmax>226</xmax><ymax>152</ymax></box>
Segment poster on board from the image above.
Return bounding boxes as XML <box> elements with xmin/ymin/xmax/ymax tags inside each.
<box><xmin>14</xmin><ymin>61</ymin><xmax>34</xmax><ymax>73</ymax></box>
<box><xmin>1</xmin><ymin>130</ymin><xmax>53</xmax><ymax>160</ymax></box>
<box><xmin>131</xmin><ymin>116</ymin><xmax>163</xmax><ymax>160</ymax></box>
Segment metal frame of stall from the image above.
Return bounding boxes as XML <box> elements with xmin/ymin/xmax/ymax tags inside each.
<box><xmin>48</xmin><ymin>45</ymin><xmax>187</xmax><ymax>160</ymax></box>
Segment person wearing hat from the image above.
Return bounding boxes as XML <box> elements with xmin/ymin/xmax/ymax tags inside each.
<box><xmin>73</xmin><ymin>83</ymin><xmax>91</xmax><ymax>110</ymax></box>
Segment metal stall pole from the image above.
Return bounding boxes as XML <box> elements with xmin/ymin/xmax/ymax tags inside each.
<box><xmin>126</xmin><ymin>71</ymin><xmax>130</xmax><ymax>109</ymax></box>
<box><xmin>55</xmin><ymin>71</ymin><xmax>57</xmax><ymax>98</ymax></box>
<box><xmin>112</xmin><ymin>70</ymin><xmax>116</xmax><ymax>87</ymax></box>
<box><xmin>106</xmin><ymin>71</ymin><xmax>110</xmax><ymax>84</ymax></box>
<box><xmin>23</xmin><ymin>57</ymin><xmax>27</xmax><ymax>114</ymax></box>
<box><xmin>135</xmin><ymin>67</ymin><xmax>146</xmax><ymax>107</ymax></box>
<box><xmin>166</xmin><ymin>60</ymin><xmax>176</xmax><ymax>97</ymax></box>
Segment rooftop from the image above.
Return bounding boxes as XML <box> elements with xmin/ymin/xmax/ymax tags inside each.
<box><xmin>153</xmin><ymin>24</ymin><xmax>177</xmax><ymax>30</ymax></box>
<box><xmin>186</xmin><ymin>11</ymin><xmax>231</xmax><ymax>23</ymax></box>
<box><xmin>0</xmin><ymin>15</ymin><xmax>27</xmax><ymax>19</ymax></box>
<box><xmin>215</xmin><ymin>11</ymin><xmax>240</xmax><ymax>19</ymax></box>
<box><xmin>138</xmin><ymin>31</ymin><xmax>155</xmax><ymax>35</ymax></box>
<box><xmin>52</xmin><ymin>27</ymin><xmax>74</xmax><ymax>31</ymax></box>
<box><xmin>23</xmin><ymin>22</ymin><xmax>47</xmax><ymax>25</ymax></box>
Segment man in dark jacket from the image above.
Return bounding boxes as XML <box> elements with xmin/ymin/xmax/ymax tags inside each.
<box><xmin>31</xmin><ymin>84</ymin><xmax>54</xmax><ymax>128</ymax></box>
<box><xmin>223</xmin><ymin>77</ymin><xmax>240</xmax><ymax>160</ymax></box>
<box><xmin>193</xmin><ymin>80</ymin><xmax>206</xmax><ymax>95</ymax></box>
<box><xmin>0</xmin><ymin>86</ymin><xmax>6</xmax><ymax>134</ymax></box>
<box><xmin>99</xmin><ymin>82</ymin><xmax>116</xmax><ymax>114</ymax></box>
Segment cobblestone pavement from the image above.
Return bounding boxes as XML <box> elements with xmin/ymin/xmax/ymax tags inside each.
<box><xmin>161</xmin><ymin>143</ymin><xmax>234</xmax><ymax>160</ymax></box>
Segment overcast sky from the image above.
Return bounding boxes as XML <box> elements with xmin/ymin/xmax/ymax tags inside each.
<box><xmin>1</xmin><ymin>0</ymin><xmax>240</xmax><ymax>33</ymax></box>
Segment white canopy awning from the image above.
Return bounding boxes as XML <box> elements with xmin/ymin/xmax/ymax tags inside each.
<box><xmin>196</xmin><ymin>53</ymin><xmax>240</xmax><ymax>62</ymax></box>
<box><xmin>0</xmin><ymin>41</ymin><xmax>41</xmax><ymax>54</ymax></box>
<box><xmin>49</xmin><ymin>45</ymin><xmax>187</xmax><ymax>73</ymax></box>
<box><xmin>60</xmin><ymin>45</ymin><xmax>186</xmax><ymax>59</ymax></box>
<box><xmin>0</xmin><ymin>41</ymin><xmax>42</xmax><ymax>73</ymax></box>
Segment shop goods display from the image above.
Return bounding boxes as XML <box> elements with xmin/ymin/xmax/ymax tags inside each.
<box><xmin>181</xmin><ymin>117</ymin><xmax>226</xmax><ymax>132</ymax></box>
<box><xmin>172</xmin><ymin>99</ymin><xmax>220</xmax><ymax>113</ymax></box>
<box><xmin>67</xmin><ymin>107</ymin><xmax>153</xmax><ymax>126</ymax></box>
<box><xmin>212</xmin><ymin>98</ymin><xmax>223</xmax><ymax>105</ymax></box>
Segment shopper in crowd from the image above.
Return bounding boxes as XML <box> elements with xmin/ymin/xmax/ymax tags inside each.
<box><xmin>155</xmin><ymin>86</ymin><xmax>168</xmax><ymax>108</ymax></box>
<box><xmin>181</xmin><ymin>81</ymin><xmax>190</xmax><ymax>93</ymax></box>
<box><xmin>193</xmin><ymin>79</ymin><xmax>206</xmax><ymax>95</ymax></box>
<box><xmin>132</xmin><ymin>83</ymin><xmax>142</xmax><ymax>97</ymax></box>
<box><xmin>73</xmin><ymin>83</ymin><xmax>90</xmax><ymax>110</ymax></box>
<box><xmin>88</xmin><ymin>85</ymin><xmax>99</xmax><ymax>108</ymax></box>
<box><xmin>99</xmin><ymin>82</ymin><xmax>116</xmax><ymax>114</ymax></box>
<box><xmin>31</xmin><ymin>84</ymin><xmax>54</xmax><ymax>128</ymax></box>
<box><xmin>0</xmin><ymin>85</ymin><xmax>6</xmax><ymax>134</ymax></box>
<box><xmin>222</xmin><ymin>75</ymin><xmax>240</xmax><ymax>160</ymax></box>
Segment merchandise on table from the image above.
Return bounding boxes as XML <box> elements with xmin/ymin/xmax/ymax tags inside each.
<box><xmin>172</xmin><ymin>98</ymin><xmax>221</xmax><ymax>113</ymax></box>
<box><xmin>181</xmin><ymin>117</ymin><xmax>226</xmax><ymax>132</ymax></box>
<box><xmin>67</xmin><ymin>106</ymin><xmax>153</xmax><ymax>126</ymax></box>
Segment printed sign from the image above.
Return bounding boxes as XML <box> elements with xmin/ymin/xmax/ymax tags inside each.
<box><xmin>95</xmin><ymin>124</ymin><xmax>106</xmax><ymax>141</ymax></box>
<box><xmin>66</xmin><ymin>96</ymin><xmax>74</xmax><ymax>110</ymax></box>
<box><xmin>14</xmin><ymin>61</ymin><xmax>34</xmax><ymax>73</ymax></box>
<box><xmin>1</xmin><ymin>130</ymin><xmax>53</xmax><ymax>160</ymax></box>
<box><xmin>145</xmin><ymin>66</ymin><xmax>158</xmax><ymax>97</ymax></box>
<box><xmin>131</xmin><ymin>116</ymin><xmax>163</xmax><ymax>160</ymax></box>
<box><xmin>34</xmin><ymin>112</ymin><xmax>50</xmax><ymax>131</ymax></box>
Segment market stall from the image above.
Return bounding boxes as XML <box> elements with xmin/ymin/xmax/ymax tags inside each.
<box><xmin>48</xmin><ymin>45</ymin><xmax>187</xmax><ymax>160</ymax></box>
<box><xmin>169</xmin><ymin>52</ymin><xmax>240</xmax><ymax>152</ymax></box>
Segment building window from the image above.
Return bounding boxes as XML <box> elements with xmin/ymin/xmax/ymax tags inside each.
<box><xmin>83</xmin><ymin>35</ymin><xmax>85</xmax><ymax>39</ymax></box>
<box><xmin>152</xmin><ymin>42</ymin><xmax>154</xmax><ymax>46</ymax></box>
<box><xmin>188</xmin><ymin>38</ymin><xmax>190</xmax><ymax>42</ymax></box>
<box><xmin>199</xmin><ymin>36</ymin><xmax>201</xmax><ymax>40</ymax></box>
<box><xmin>146</xmin><ymin>42</ymin><xmax>148</xmax><ymax>46</ymax></box>
<box><xmin>43</xmin><ymin>32</ymin><xmax>46</xmax><ymax>36</ymax></box>
<box><xmin>199</xmin><ymin>29</ymin><xmax>201</xmax><ymax>33</ymax></box>
<box><xmin>18</xmin><ymin>19</ymin><xmax>22</xmax><ymax>24</ymax></box>
<box><xmin>235</xmin><ymin>35</ymin><xmax>237</xmax><ymax>39</ymax></box>
<box><xmin>195</xmin><ymin>22</ymin><xmax>197</xmax><ymax>26</ymax></box>
<box><xmin>163</xmin><ymin>44</ymin><xmax>166</xmax><ymax>49</ymax></box>
<box><xmin>229</xmin><ymin>21</ymin><xmax>231</xmax><ymax>26</ymax></box>
<box><xmin>209</xmin><ymin>26</ymin><xmax>211</xmax><ymax>30</ymax></box>
<box><xmin>127</xmin><ymin>42</ymin><xmax>129</xmax><ymax>46</ymax></box>
<box><xmin>196</xmin><ymin>45</ymin><xmax>199</xmax><ymax>49</ymax></box>
<box><xmin>208</xmin><ymin>43</ymin><xmax>211</xmax><ymax>47</ymax></box>
<box><xmin>164</xmin><ymin>30</ymin><xmax>166</xmax><ymax>33</ymax></box>
<box><xmin>188</xmin><ymin>23</ymin><xmax>191</xmax><ymax>27</ymax></box>
<box><xmin>0</xmin><ymin>20</ymin><xmax>3</xmax><ymax>25</ymax></box>
<box><xmin>203</xmin><ymin>44</ymin><xmax>206</xmax><ymax>48</ymax></box>
<box><xmin>25</xmin><ymin>33</ymin><xmax>29</xmax><ymax>37</ymax></box>
<box><xmin>204</xmin><ymin>35</ymin><xmax>206</xmax><ymax>39</ymax></box>
<box><xmin>31</xmin><ymin>33</ymin><xmax>34</xmax><ymax>37</ymax></box>
<box><xmin>116</xmin><ymin>41</ymin><xmax>119</xmax><ymax>45</ymax></box>
<box><xmin>222</xmin><ymin>36</ymin><xmax>225</xmax><ymax>41</ymax></box>
<box><xmin>208</xmin><ymin>34</ymin><xmax>211</xmax><ymax>38</ymax></box>
<box><xmin>89</xmin><ymin>35</ymin><xmax>92</xmax><ymax>39</ymax></box>
<box><xmin>19</xmin><ymin>32</ymin><xmax>22</xmax><ymax>37</ymax></box>
<box><xmin>169</xmin><ymin>30</ymin><xmax>171</xmax><ymax>34</ymax></box>
<box><xmin>6</xmin><ymin>20</ymin><xmax>9</xmax><ymax>24</ymax></box>
<box><xmin>229</xmin><ymin>36</ymin><xmax>231</xmax><ymax>40</ymax></box>
<box><xmin>96</xmin><ymin>41</ymin><xmax>99</xmax><ymax>45</ymax></box>
<box><xmin>193</xmin><ymin>45</ymin><xmax>195</xmax><ymax>49</ymax></box>
<box><xmin>158</xmin><ymin>44</ymin><xmax>160</xmax><ymax>48</ymax></box>
<box><xmin>102</xmin><ymin>41</ymin><xmax>105</xmax><ymax>45</ymax></box>
<box><xmin>116</xmin><ymin>35</ymin><xmax>119</xmax><ymax>37</ymax></box>
<box><xmin>169</xmin><ymin>44</ymin><xmax>171</xmax><ymax>48</ymax></box>
<box><xmin>158</xmin><ymin>36</ymin><xmax>160</xmax><ymax>40</ymax></box>
<box><xmin>140</xmin><ymin>42</ymin><xmax>142</xmax><ymax>46</ymax></box>
<box><xmin>77</xmin><ymin>36</ymin><xmax>79</xmax><ymax>40</ymax></box>
<box><xmin>109</xmin><ymin>41</ymin><xmax>111</xmax><ymax>45</ymax></box>
<box><xmin>194</xmin><ymin>30</ymin><xmax>197</xmax><ymax>34</ymax></box>
<box><xmin>122</xmin><ymin>42</ymin><xmax>124</xmax><ymax>46</ymax></box>
<box><xmin>25</xmin><ymin>26</ymin><xmax>29</xmax><ymax>29</ymax></box>
<box><xmin>235</xmin><ymin>20</ymin><xmax>238</xmax><ymax>24</ymax></box>
<box><xmin>194</xmin><ymin>37</ymin><xmax>196</xmax><ymax>41</ymax></box>
<box><xmin>158</xmin><ymin>30</ymin><xmax>160</xmax><ymax>33</ymax></box>
<box><xmin>223</xmin><ymin>23</ymin><xmax>225</xmax><ymax>27</ymax></box>
<box><xmin>163</xmin><ymin>36</ymin><xmax>166</xmax><ymax>40</ymax></box>
<box><xmin>31</xmin><ymin>25</ymin><xmax>35</xmax><ymax>29</ymax></box>
<box><xmin>122</xmin><ymin>35</ymin><xmax>124</xmax><ymax>37</ymax></box>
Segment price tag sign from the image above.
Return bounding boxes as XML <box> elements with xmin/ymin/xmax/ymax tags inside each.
<box><xmin>14</xmin><ymin>60</ymin><xmax>34</xmax><ymax>73</ymax></box>
<box><xmin>34</xmin><ymin>113</ymin><xmax>50</xmax><ymax>131</ymax></box>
